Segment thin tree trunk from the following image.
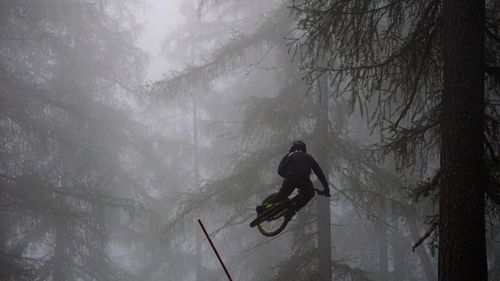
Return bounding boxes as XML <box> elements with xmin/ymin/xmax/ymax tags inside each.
<box><xmin>316</xmin><ymin>74</ymin><xmax>332</xmax><ymax>281</ymax></box>
<box><xmin>440</xmin><ymin>0</ymin><xmax>487</xmax><ymax>280</ymax></box>
<box><xmin>390</xmin><ymin>219</ymin><xmax>406</xmax><ymax>281</ymax></box>
<box><xmin>193</xmin><ymin>91</ymin><xmax>203</xmax><ymax>281</ymax></box>
<box><xmin>376</xmin><ymin>201</ymin><xmax>388</xmax><ymax>281</ymax></box>
<box><xmin>53</xmin><ymin>210</ymin><xmax>67</xmax><ymax>281</ymax></box>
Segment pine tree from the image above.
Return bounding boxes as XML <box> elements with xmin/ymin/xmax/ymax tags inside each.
<box><xmin>289</xmin><ymin>0</ymin><xmax>500</xmax><ymax>280</ymax></box>
<box><xmin>0</xmin><ymin>1</ymin><xmax>147</xmax><ymax>280</ymax></box>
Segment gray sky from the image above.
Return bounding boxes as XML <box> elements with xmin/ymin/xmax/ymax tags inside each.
<box><xmin>137</xmin><ymin>0</ymin><xmax>186</xmax><ymax>80</ymax></box>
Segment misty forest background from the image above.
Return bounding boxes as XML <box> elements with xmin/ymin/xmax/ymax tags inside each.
<box><xmin>1</xmin><ymin>0</ymin><xmax>500</xmax><ymax>281</ymax></box>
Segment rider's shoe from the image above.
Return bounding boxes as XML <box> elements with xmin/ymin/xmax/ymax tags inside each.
<box><xmin>284</xmin><ymin>209</ymin><xmax>296</xmax><ymax>221</ymax></box>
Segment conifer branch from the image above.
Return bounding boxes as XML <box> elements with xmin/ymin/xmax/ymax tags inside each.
<box><xmin>412</xmin><ymin>218</ymin><xmax>439</xmax><ymax>251</ymax></box>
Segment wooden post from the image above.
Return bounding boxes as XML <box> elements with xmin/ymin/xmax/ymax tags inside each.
<box><xmin>197</xmin><ymin>219</ymin><xmax>233</xmax><ymax>281</ymax></box>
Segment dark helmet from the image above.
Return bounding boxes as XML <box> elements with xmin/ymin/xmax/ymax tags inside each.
<box><xmin>289</xmin><ymin>140</ymin><xmax>307</xmax><ymax>153</ymax></box>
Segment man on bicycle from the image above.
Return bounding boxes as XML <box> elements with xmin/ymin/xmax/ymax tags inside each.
<box><xmin>259</xmin><ymin>140</ymin><xmax>330</xmax><ymax>221</ymax></box>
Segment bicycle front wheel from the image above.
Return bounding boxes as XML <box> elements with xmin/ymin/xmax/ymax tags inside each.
<box><xmin>257</xmin><ymin>215</ymin><xmax>288</xmax><ymax>236</ymax></box>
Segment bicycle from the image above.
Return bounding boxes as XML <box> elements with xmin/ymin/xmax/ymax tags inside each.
<box><xmin>249</xmin><ymin>188</ymin><xmax>328</xmax><ymax>236</ymax></box>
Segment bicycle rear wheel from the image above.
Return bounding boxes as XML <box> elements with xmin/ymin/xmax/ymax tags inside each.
<box><xmin>257</xmin><ymin>215</ymin><xmax>288</xmax><ymax>236</ymax></box>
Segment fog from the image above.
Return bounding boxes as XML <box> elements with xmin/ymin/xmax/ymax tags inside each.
<box><xmin>1</xmin><ymin>1</ymin><xmax>499</xmax><ymax>281</ymax></box>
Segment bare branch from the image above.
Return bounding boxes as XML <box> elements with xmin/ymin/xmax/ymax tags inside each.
<box><xmin>412</xmin><ymin>218</ymin><xmax>439</xmax><ymax>251</ymax></box>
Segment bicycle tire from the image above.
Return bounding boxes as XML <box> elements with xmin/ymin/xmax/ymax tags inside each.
<box><xmin>249</xmin><ymin>199</ymin><xmax>290</xmax><ymax>227</ymax></box>
<box><xmin>250</xmin><ymin>199</ymin><xmax>292</xmax><ymax>236</ymax></box>
<box><xmin>257</xmin><ymin>214</ymin><xmax>288</xmax><ymax>236</ymax></box>
<box><xmin>249</xmin><ymin>206</ymin><xmax>280</xmax><ymax>227</ymax></box>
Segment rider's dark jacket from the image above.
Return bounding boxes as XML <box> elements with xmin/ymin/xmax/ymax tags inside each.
<box><xmin>277</xmin><ymin>151</ymin><xmax>329</xmax><ymax>193</ymax></box>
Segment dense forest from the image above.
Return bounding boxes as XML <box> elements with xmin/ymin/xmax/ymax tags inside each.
<box><xmin>1</xmin><ymin>1</ymin><xmax>499</xmax><ymax>281</ymax></box>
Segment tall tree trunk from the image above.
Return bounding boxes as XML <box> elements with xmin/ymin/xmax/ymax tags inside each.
<box><xmin>193</xmin><ymin>91</ymin><xmax>203</xmax><ymax>281</ymax></box>
<box><xmin>440</xmin><ymin>1</ymin><xmax>486</xmax><ymax>281</ymax></box>
<box><xmin>390</xmin><ymin>226</ymin><xmax>406</xmax><ymax>281</ymax></box>
<box><xmin>376</xmin><ymin>201</ymin><xmax>388</xmax><ymax>281</ymax></box>
<box><xmin>316</xmin><ymin>75</ymin><xmax>332</xmax><ymax>281</ymax></box>
<box><xmin>53</xmin><ymin>209</ymin><xmax>67</xmax><ymax>281</ymax></box>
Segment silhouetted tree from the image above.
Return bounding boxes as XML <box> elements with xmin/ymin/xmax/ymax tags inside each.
<box><xmin>290</xmin><ymin>0</ymin><xmax>500</xmax><ymax>280</ymax></box>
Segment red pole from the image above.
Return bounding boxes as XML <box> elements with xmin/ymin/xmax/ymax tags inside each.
<box><xmin>197</xmin><ymin>219</ymin><xmax>233</xmax><ymax>281</ymax></box>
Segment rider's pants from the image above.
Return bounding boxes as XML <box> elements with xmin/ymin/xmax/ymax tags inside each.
<box><xmin>268</xmin><ymin>177</ymin><xmax>315</xmax><ymax>212</ymax></box>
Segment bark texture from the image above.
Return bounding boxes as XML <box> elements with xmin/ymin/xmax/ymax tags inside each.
<box><xmin>439</xmin><ymin>0</ymin><xmax>487</xmax><ymax>280</ymax></box>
